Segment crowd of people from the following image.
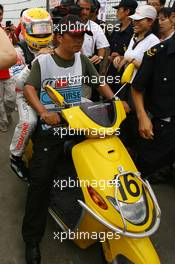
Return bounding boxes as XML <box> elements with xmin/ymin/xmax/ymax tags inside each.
<box><xmin>0</xmin><ymin>0</ymin><xmax>175</xmax><ymax>263</ymax></box>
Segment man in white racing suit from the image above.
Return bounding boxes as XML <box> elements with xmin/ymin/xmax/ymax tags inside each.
<box><xmin>9</xmin><ymin>8</ymin><xmax>53</xmax><ymax>181</ymax></box>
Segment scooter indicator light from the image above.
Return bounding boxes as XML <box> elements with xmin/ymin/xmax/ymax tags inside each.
<box><xmin>87</xmin><ymin>186</ymin><xmax>108</xmax><ymax>210</ymax></box>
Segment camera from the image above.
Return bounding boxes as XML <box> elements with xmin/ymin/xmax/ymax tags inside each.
<box><xmin>6</xmin><ymin>20</ymin><xmax>12</xmax><ymax>27</ymax></box>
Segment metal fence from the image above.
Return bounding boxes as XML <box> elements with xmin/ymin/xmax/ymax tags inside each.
<box><xmin>1</xmin><ymin>0</ymin><xmax>174</xmax><ymax>25</ymax></box>
<box><xmin>1</xmin><ymin>0</ymin><xmax>46</xmax><ymax>25</ymax></box>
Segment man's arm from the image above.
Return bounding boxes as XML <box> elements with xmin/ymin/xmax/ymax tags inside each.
<box><xmin>89</xmin><ymin>47</ymin><xmax>106</xmax><ymax>65</ymax></box>
<box><xmin>97</xmin><ymin>83</ymin><xmax>113</xmax><ymax>99</ymax></box>
<box><xmin>82</xmin><ymin>55</ymin><xmax>130</xmax><ymax>112</ymax></box>
<box><xmin>99</xmin><ymin>47</ymin><xmax>111</xmax><ymax>75</ymax></box>
<box><xmin>131</xmin><ymin>88</ymin><xmax>154</xmax><ymax>139</ymax></box>
<box><xmin>90</xmin><ymin>23</ymin><xmax>109</xmax><ymax>65</ymax></box>
<box><xmin>24</xmin><ymin>85</ymin><xmax>46</xmax><ymax>116</ymax></box>
<box><xmin>82</xmin><ymin>54</ymin><xmax>113</xmax><ymax>97</ymax></box>
<box><xmin>24</xmin><ymin>84</ymin><xmax>60</xmax><ymax>125</ymax></box>
<box><xmin>0</xmin><ymin>28</ymin><xmax>17</xmax><ymax>69</ymax></box>
<box><xmin>98</xmin><ymin>83</ymin><xmax>130</xmax><ymax>113</ymax></box>
<box><xmin>131</xmin><ymin>49</ymin><xmax>156</xmax><ymax>139</ymax></box>
<box><xmin>97</xmin><ymin>47</ymin><xmax>106</xmax><ymax>58</ymax></box>
<box><xmin>24</xmin><ymin>60</ymin><xmax>60</xmax><ymax>125</ymax></box>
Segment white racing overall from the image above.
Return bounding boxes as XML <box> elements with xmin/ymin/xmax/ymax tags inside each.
<box><xmin>10</xmin><ymin>47</ymin><xmax>37</xmax><ymax>156</ymax></box>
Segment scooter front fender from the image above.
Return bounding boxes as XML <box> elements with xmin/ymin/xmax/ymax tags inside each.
<box><xmin>102</xmin><ymin>236</ymin><xmax>160</xmax><ymax>264</ymax></box>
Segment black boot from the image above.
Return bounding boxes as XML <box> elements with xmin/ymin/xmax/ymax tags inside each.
<box><xmin>10</xmin><ymin>154</ymin><xmax>29</xmax><ymax>182</ymax></box>
<box><xmin>25</xmin><ymin>242</ymin><xmax>41</xmax><ymax>264</ymax></box>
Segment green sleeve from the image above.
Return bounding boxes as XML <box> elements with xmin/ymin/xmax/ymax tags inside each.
<box><xmin>25</xmin><ymin>59</ymin><xmax>41</xmax><ymax>92</ymax></box>
<box><xmin>81</xmin><ymin>54</ymin><xmax>101</xmax><ymax>90</ymax></box>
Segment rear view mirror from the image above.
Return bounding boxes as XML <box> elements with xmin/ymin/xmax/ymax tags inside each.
<box><xmin>121</xmin><ymin>63</ymin><xmax>135</xmax><ymax>84</ymax></box>
<box><xmin>113</xmin><ymin>63</ymin><xmax>135</xmax><ymax>99</ymax></box>
<box><xmin>44</xmin><ymin>85</ymin><xmax>65</xmax><ymax>106</ymax></box>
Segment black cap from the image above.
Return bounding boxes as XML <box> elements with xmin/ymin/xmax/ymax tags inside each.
<box><xmin>51</xmin><ymin>4</ymin><xmax>82</xmax><ymax>24</ymax></box>
<box><xmin>53</xmin><ymin>14</ymin><xmax>93</xmax><ymax>36</ymax></box>
<box><xmin>113</xmin><ymin>0</ymin><xmax>138</xmax><ymax>10</ymax></box>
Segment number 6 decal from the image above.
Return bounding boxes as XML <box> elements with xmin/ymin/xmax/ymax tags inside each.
<box><xmin>118</xmin><ymin>174</ymin><xmax>140</xmax><ymax>201</ymax></box>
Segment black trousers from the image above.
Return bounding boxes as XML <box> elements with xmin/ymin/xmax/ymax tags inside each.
<box><xmin>120</xmin><ymin>113</ymin><xmax>175</xmax><ymax>176</ymax></box>
<box><xmin>22</xmin><ymin>132</ymin><xmax>65</xmax><ymax>243</ymax></box>
<box><xmin>135</xmin><ymin>118</ymin><xmax>175</xmax><ymax>176</ymax></box>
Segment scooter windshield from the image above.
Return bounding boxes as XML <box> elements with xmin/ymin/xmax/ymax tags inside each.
<box><xmin>80</xmin><ymin>101</ymin><xmax>116</xmax><ymax>127</ymax></box>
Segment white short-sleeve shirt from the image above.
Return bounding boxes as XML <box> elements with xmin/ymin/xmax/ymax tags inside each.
<box><xmin>81</xmin><ymin>20</ymin><xmax>109</xmax><ymax>57</ymax></box>
<box><xmin>124</xmin><ymin>33</ymin><xmax>160</xmax><ymax>81</ymax></box>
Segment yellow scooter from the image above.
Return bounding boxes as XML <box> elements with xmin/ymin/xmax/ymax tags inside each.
<box><xmin>39</xmin><ymin>81</ymin><xmax>161</xmax><ymax>264</ymax></box>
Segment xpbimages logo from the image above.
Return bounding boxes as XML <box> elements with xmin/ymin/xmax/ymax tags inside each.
<box><xmin>53</xmin><ymin>126</ymin><xmax>121</xmax><ymax>138</ymax></box>
<box><xmin>53</xmin><ymin>21</ymin><xmax>87</xmax><ymax>34</ymax></box>
<box><xmin>53</xmin><ymin>230</ymin><xmax>121</xmax><ymax>243</ymax></box>
<box><xmin>53</xmin><ymin>22</ymin><xmax>121</xmax><ymax>34</ymax></box>
<box><xmin>53</xmin><ymin>177</ymin><xmax>121</xmax><ymax>191</ymax></box>
<box><xmin>51</xmin><ymin>74</ymin><xmax>121</xmax><ymax>86</ymax></box>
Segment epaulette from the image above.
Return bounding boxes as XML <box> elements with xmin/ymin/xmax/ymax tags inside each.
<box><xmin>123</xmin><ymin>44</ymin><xmax>127</xmax><ymax>52</ymax></box>
<box><xmin>146</xmin><ymin>42</ymin><xmax>166</xmax><ymax>57</ymax></box>
<box><xmin>146</xmin><ymin>47</ymin><xmax>158</xmax><ymax>57</ymax></box>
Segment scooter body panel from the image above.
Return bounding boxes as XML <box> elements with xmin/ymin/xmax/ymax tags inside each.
<box><xmin>62</xmin><ymin>100</ymin><xmax>126</xmax><ymax>138</ymax></box>
<box><xmin>72</xmin><ymin>136</ymin><xmax>154</xmax><ymax>233</ymax></box>
<box><xmin>102</xmin><ymin>236</ymin><xmax>160</xmax><ymax>264</ymax></box>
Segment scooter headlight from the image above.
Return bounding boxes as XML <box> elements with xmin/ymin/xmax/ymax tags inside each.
<box><xmin>107</xmin><ymin>194</ymin><xmax>147</xmax><ymax>225</ymax></box>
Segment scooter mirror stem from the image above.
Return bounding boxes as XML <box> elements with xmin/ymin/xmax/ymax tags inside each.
<box><xmin>113</xmin><ymin>82</ymin><xmax>127</xmax><ymax>99</ymax></box>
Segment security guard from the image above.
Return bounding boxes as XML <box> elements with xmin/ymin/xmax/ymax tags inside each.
<box><xmin>131</xmin><ymin>32</ymin><xmax>175</xmax><ymax>181</ymax></box>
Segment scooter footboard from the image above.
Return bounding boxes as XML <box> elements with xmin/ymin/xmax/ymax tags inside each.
<box><xmin>102</xmin><ymin>236</ymin><xmax>160</xmax><ymax>264</ymax></box>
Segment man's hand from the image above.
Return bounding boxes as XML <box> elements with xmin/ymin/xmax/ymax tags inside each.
<box><xmin>38</xmin><ymin>47</ymin><xmax>54</xmax><ymax>55</ymax></box>
<box><xmin>111</xmin><ymin>52</ymin><xmax>119</xmax><ymax>58</ymax></box>
<box><xmin>5</xmin><ymin>24</ymin><xmax>15</xmax><ymax>33</ymax></box>
<box><xmin>108</xmin><ymin>52</ymin><xmax>119</xmax><ymax>62</ymax></box>
<box><xmin>89</xmin><ymin>55</ymin><xmax>103</xmax><ymax>65</ymax></box>
<box><xmin>9</xmin><ymin>24</ymin><xmax>16</xmax><ymax>33</ymax></box>
<box><xmin>40</xmin><ymin>111</ymin><xmax>61</xmax><ymax>125</ymax></box>
<box><xmin>138</xmin><ymin>113</ymin><xmax>154</xmax><ymax>140</ymax></box>
<box><xmin>113</xmin><ymin>56</ymin><xmax>122</xmax><ymax>68</ymax></box>
<box><xmin>118</xmin><ymin>58</ymin><xmax>128</xmax><ymax>72</ymax></box>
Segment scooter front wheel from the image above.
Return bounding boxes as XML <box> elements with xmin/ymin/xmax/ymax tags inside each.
<box><xmin>101</xmin><ymin>245</ymin><xmax>133</xmax><ymax>264</ymax></box>
<box><xmin>105</xmin><ymin>257</ymin><xmax>133</xmax><ymax>264</ymax></box>
<box><xmin>108</xmin><ymin>255</ymin><xmax>133</xmax><ymax>264</ymax></box>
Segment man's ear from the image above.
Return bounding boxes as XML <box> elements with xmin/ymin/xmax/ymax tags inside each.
<box><xmin>125</xmin><ymin>8</ymin><xmax>130</xmax><ymax>16</ymax></box>
<box><xmin>170</xmin><ymin>12</ymin><xmax>175</xmax><ymax>25</ymax></box>
<box><xmin>56</xmin><ymin>33</ymin><xmax>63</xmax><ymax>44</ymax></box>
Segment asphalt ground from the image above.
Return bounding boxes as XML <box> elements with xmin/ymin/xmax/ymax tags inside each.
<box><xmin>0</xmin><ymin>112</ymin><xmax>175</xmax><ymax>264</ymax></box>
